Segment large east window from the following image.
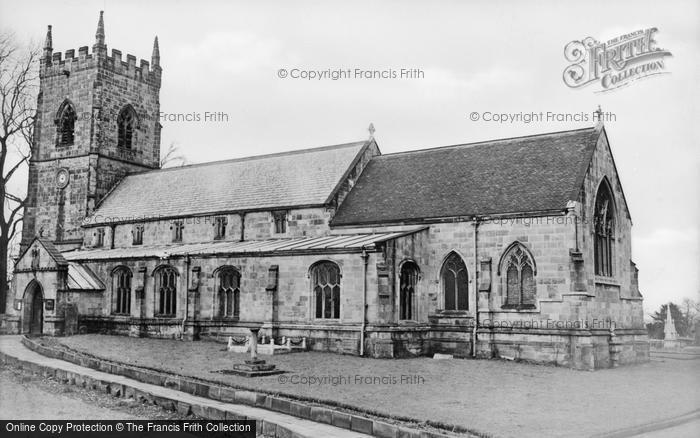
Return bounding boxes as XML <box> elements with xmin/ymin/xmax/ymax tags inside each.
<box><xmin>594</xmin><ymin>179</ymin><xmax>615</xmax><ymax>277</ymax></box>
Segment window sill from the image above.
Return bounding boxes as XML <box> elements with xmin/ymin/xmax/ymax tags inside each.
<box><xmin>154</xmin><ymin>314</ymin><xmax>177</xmax><ymax>319</ymax></box>
<box><xmin>594</xmin><ymin>276</ymin><xmax>620</xmax><ymax>286</ymax></box>
<box><xmin>432</xmin><ymin>310</ymin><xmax>472</xmax><ymax>318</ymax></box>
<box><xmin>501</xmin><ymin>304</ymin><xmax>537</xmax><ymax>310</ymax></box>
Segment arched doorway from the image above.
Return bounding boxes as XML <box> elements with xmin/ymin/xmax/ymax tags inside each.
<box><xmin>22</xmin><ymin>281</ymin><xmax>44</xmax><ymax>335</ymax></box>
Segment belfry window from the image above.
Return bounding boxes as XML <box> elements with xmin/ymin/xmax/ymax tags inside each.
<box><xmin>155</xmin><ymin>266</ymin><xmax>178</xmax><ymax>316</ymax></box>
<box><xmin>441</xmin><ymin>252</ymin><xmax>468</xmax><ymax>311</ymax></box>
<box><xmin>57</xmin><ymin>103</ymin><xmax>76</xmax><ymax>146</ymax></box>
<box><xmin>312</xmin><ymin>261</ymin><xmax>341</xmax><ymax>319</ymax></box>
<box><xmin>594</xmin><ymin>179</ymin><xmax>615</xmax><ymax>277</ymax></box>
<box><xmin>502</xmin><ymin>243</ymin><xmax>537</xmax><ymax>309</ymax></box>
<box><xmin>217</xmin><ymin>268</ymin><xmax>240</xmax><ymax>318</ymax></box>
<box><xmin>117</xmin><ymin>106</ymin><xmax>136</xmax><ymax>149</ymax></box>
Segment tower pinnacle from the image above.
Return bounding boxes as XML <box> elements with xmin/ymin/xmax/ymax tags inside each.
<box><xmin>152</xmin><ymin>36</ymin><xmax>160</xmax><ymax>67</ymax></box>
<box><xmin>95</xmin><ymin>11</ymin><xmax>105</xmax><ymax>46</ymax></box>
<box><xmin>43</xmin><ymin>25</ymin><xmax>53</xmax><ymax>60</ymax></box>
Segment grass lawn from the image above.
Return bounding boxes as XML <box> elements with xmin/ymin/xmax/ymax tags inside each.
<box><xmin>55</xmin><ymin>335</ymin><xmax>700</xmax><ymax>438</ymax></box>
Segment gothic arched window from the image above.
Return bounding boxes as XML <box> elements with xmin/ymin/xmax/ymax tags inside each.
<box><xmin>217</xmin><ymin>267</ymin><xmax>240</xmax><ymax>318</ymax></box>
<box><xmin>441</xmin><ymin>252</ymin><xmax>468</xmax><ymax>311</ymax></box>
<box><xmin>57</xmin><ymin>102</ymin><xmax>76</xmax><ymax>146</ymax></box>
<box><xmin>117</xmin><ymin>106</ymin><xmax>136</xmax><ymax>149</ymax></box>
<box><xmin>155</xmin><ymin>266</ymin><xmax>178</xmax><ymax>316</ymax></box>
<box><xmin>311</xmin><ymin>261</ymin><xmax>341</xmax><ymax>319</ymax></box>
<box><xmin>594</xmin><ymin>179</ymin><xmax>615</xmax><ymax>277</ymax></box>
<box><xmin>112</xmin><ymin>267</ymin><xmax>132</xmax><ymax>315</ymax></box>
<box><xmin>399</xmin><ymin>261</ymin><xmax>419</xmax><ymax>320</ymax></box>
<box><xmin>501</xmin><ymin>243</ymin><xmax>537</xmax><ymax>309</ymax></box>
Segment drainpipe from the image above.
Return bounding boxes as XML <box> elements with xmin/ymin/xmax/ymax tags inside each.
<box><xmin>109</xmin><ymin>224</ymin><xmax>116</xmax><ymax>249</ymax></box>
<box><xmin>360</xmin><ymin>247</ymin><xmax>369</xmax><ymax>356</ymax></box>
<box><xmin>182</xmin><ymin>254</ymin><xmax>190</xmax><ymax>340</ymax></box>
<box><xmin>472</xmin><ymin>217</ymin><xmax>480</xmax><ymax>357</ymax></box>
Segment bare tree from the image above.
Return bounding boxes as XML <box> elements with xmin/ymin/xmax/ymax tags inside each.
<box><xmin>160</xmin><ymin>141</ymin><xmax>187</xmax><ymax>168</ymax></box>
<box><xmin>1</xmin><ymin>33</ymin><xmax>38</xmax><ymax>313</ymax></box>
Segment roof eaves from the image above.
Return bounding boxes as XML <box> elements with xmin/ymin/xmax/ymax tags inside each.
<box><xmin>324</xmin><ymin>139</ymin><xmax>373</xmax><ymax>205</ymax></box>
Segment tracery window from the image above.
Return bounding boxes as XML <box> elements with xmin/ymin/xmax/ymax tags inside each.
<box><xmin>502</xmin><ymin>244</ymin><xmax>536</xmax><ymax>309</ymax></box>
<box><xmin>155</xmin><ymin>266</ymin><xmax>178</xmax><ymax>316</ymax></box>
<box><xmin>217</xmin><ymin>268</ymin><xmax>240</xmax><ymax>318</ymax></box>
<box><xmin>312</xmin><ymin>261</ymin><xmax>341</xmax><ymax>319</ymax></box>
<box><xmin>399</xmin><ymin>261</ymin><xmax>419</xmax><ymax>320</ymax></box>
<box><xmin>112</xmin><ymin>267</ymin><xmax>132</xmax><ymax>315</ymax></box>
<box><xmin>594</xmin><ymin>180</ymin><xmax>615</xmax><ymax>277</ymax></box>
<box><xmin>441</xmin><ymin>252</ymin><xmax>468</xmax><ymax>311</ymax></box>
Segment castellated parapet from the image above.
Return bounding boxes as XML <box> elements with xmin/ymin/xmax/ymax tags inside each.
<box><xmin>40</xmin><ymin>44</ymin><xmax>161</xmax><ymax>88</ymax></box>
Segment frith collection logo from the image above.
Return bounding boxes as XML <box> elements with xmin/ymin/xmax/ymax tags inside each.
<box><xmin>563</xmin><ymin>28</ymin><xmax>672</xmax><ymax>92</ymax></box>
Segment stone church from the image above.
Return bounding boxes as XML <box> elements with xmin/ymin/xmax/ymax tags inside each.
<box><xmin>2</xmin><ymin>13</ymin><xmax>649</xmax><ymax>369</ymax></box>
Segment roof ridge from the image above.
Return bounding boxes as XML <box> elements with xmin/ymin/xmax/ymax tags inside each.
<box><xmin>132</xmin><ymin>140</ymin><xmax>369</xmax><ymax>176</ymax></box>
<box><xmin>378</xmin><ymin>126</ymin><xmax>597</xmax><ymax>158</ymax></box>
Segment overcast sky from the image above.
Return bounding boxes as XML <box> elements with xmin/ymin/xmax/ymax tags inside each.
<box><xmin>2</xmin><ymin>0</ymin><xmax>698</xmax><ymax>316</ymax></box>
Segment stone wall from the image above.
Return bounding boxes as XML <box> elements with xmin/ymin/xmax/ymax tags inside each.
<box><xmin>85</xmin><ymin>206</ymin><xmax>335</xmax><ymax>248</ymax></box>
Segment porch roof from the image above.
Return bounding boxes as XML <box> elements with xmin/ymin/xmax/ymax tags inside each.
<box><xmin>61</xmin><ymin>228</ymin><xmax>427</xmax><ymax>261</ymax></box>
<box><xmin>66</xmin><ymin>262</ymin><xmax>105</xmax><ymax>290</ymax></box>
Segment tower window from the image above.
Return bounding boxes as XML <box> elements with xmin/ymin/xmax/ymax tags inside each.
<box><xmin>57</xmin><ymin>102</ymin><xmax>76</xmax><ymax>147</ymax></box>
<box><xmin>117</xmin><ymin>106</ymin><xmax>137</xmax><ymax>149</ymax></box>
<box><xmin>272</xmin><ymin>210</ymin><xmax>287</xmax><ymax>234</ymax></box>
<box><xmin>132</xmin><ymin>224</ymin><xmax>144</xmax><ymax>245</ymax></box>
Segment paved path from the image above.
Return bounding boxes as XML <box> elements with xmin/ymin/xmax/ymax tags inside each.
<box><xmin>0</xmin><ymin>336</ymin><xmax>372</xmax><ymax>438</ymax></box>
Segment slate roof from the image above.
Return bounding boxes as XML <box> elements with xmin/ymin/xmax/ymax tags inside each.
<box><xmin>66</xmin><ymin>263</ymin><xmax>105</xmax><ymax>290</ymax></box>
<box><xmin>87</xmin><ymin>140</ymin><xmax>370</xmax><ymax>225</ymax></box>
<box><xmin>62</xmin><ymin>228</ymin><xmax>427</xmax><ymax>261</ymax></box>
<box><xmin>332</xmin><ymin>127</ymin><xmax>601</xmax><ymax>226</ymax></box>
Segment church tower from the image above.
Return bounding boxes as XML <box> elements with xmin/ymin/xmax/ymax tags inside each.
<box><xmin>21</xmin><ymin>12</ymin><xmax>162</xmax><ymax>252</ymax></box>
